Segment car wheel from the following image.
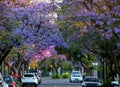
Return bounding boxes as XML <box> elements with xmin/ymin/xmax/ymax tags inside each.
<box><xmin>69</xmin><ymin>79</ymin><xmax>72</xmax><ymax>83</ymax></box>
<box><xmin>35</xmin><ymin>84</ymin><xmax>37</xmax><ymax>87</ymax></box>
<box><xmin>39</xmin><ymin>80</ymin><xmax>42</xmax><ymax>84</ymax></box>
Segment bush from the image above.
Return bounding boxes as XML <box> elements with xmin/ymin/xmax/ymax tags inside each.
<box><xmin>17</xmin><ymin>81</ymin><xmax>22</xmax><ymax>87</ymax></box>
<box><xmin>101</xmin><ymin>79</ymin><xmax>112</xmax><ymax>87</ymax></box>
<box><xmin>52</xmin><ymin>74</ymin><xmax>61</xmax><ymax>79</ymax></box>
<box><xmin>61</xmin><ymin>72</ymin><xmax>70</xmax><ymax>79</ymax></box>
<box><xmin>101</xmin><ymin>82</ymin><xmax>112</xmax><ymax>87</ymax></box>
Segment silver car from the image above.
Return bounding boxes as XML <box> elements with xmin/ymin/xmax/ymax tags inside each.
<box><xmin>21</xmin><ymin>73</ymin><xmax>39</xmax><ymax>87</ymax></box>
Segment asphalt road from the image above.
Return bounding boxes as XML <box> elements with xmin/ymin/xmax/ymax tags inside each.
<box><xmin>38</xmin><ymin>78</ymin><xmax>81</xmax><ymax>87</ymax></box>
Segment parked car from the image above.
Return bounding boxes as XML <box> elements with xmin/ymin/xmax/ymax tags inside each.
<box><xmin>111</xmin><ymin>81</ymin><xmax>119</xmax><ymax>87</ymax></box>
<box><xmin>70</xmin><ymin>74</ymin><xmax>83</xmax><ymax>83</ymax></box>
<box><xmin>3</xmin><ymin>76</ymin><xmax>17</xmax><ymax>87</ymax></box>
<box><xmin>70</xmin><ymin>71</ymin><xmax>83</xmax><ymax>83</ymax></box>
<box><xmin>0</xmin><ymin>79</ymin><xmax>9</xmax><ymax>87</ymax></box>
<box><xmin>81</xmin><ymin>76</ymin><xmax>102</xmax><ymax>87</ymax></box>
<box><xmin>21</xmin><ymin>73</ymin><xmax>39</xmax><ymax>87</ymax></box>
<box><xmin>34</xmin><ymin>73</ymin><xmax>41</xmax><ymax>84</ymax></box>
<box><xmin>0</xmin><ymin>73</ymin><xmax>8</xmax><ymax>87</ymax></box>
<box><xmin>28</xmin><ymin>69</ymin><xmax>42</xmax><ymax>78</ymax></box>
<box><xmin>71</xmin><ymin>71</ymin><xmax>81</xmax><ymax>75</ymax></box>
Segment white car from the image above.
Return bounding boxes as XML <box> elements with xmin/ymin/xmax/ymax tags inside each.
<box><xmin>81</xmin><ymin>76</ymin><xmax>102</xmax><ymax>87</ymax></box>
<box><xmin>21</xmin><ymin>73</ymin><xmax>39</xmax><ymax>87</ymax></box>
<box><xmin>34</xmin><ymin>73</ymin><xmax>41</xmax><ymax>84</ymax></box>
<box><xmin>111</xmin><ymin>81</ymin><xmax>119</xmax><ymax>87</ymax></box>
<box><xmin>0</xmin><ymin>73</ymin><xmax>8</xmax><ymax>87</ymax></box>
<box><xmin>70</xmin><ymin>71</ymin><xmax>83</xmax><ymax>83</ymax></box>
<box><xmin>71</xmin><ymin>71</ymin><xmax>81</xmax><ymax>75</ymax></box>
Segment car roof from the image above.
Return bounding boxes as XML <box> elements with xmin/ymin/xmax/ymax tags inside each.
<box><xmin>71</xmin><ymin>71</ymin><xmax>80</xmax><ymax>73</ymax></box>
<box><xmin>24</xmin><ymin>73</ymin><xmax>35</xmax><ymax>74</ymax></box>
<box><xmin>84</xmin><ymin>76</ymin><xmax>98</xmax><ymax>78</ymax></box>
<box><xmin>72</xmin><ymin>70</ymin><xmax>80</xmax><ymax>72</ymax></box>
<box><xmin>23</xmin><ymin>73</ymin><xmax>36</xmax><ymax>75</ymax></box>
<box><xmin>71</xmin><ymin>71</ymin><xmax>81</xmax><ymax>74</ymax></box>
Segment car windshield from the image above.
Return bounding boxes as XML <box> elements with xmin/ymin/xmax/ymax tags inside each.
<box><xmin>72</xmin><ymin>71</ymin><xmax>80</xmax><ymax>74</ymax></box>
<box><xmin>84</xmin><ymin>78</ymin><xmax>99</xmax><ymax>82</ymax></box>
<box><xmin>72</xmin><ymin>74</ymin><xmax>81</xmax><ymax>77</ymax></box>
<box><xmin>4</xmin><ymin>77</ymin><xmax>11</xmax><ymax>82</ymax></box>
<box><xmin>24</xmin><ymin>74</ymin><xmax>34</xmax><ymax>77</ymax></box>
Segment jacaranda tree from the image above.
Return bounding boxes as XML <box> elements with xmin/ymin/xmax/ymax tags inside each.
<box><xmin>57</xmin><ymin>0</ymin><xmax>120</xmax><ymax>83</ymax></box>
<box><xmin>0</xmin><ymin>0</ymin><xmax>68</xmax><ymax>66</ymax></box>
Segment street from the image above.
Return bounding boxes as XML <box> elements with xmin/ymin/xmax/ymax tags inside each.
<box><xmin>38</xmin><ymin>78</ymin><xmax>81</xmax><ymax>87</ymax></box>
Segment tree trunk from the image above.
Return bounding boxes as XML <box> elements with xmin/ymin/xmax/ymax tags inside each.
<box><xmin>109</xmin><ymin>62</ymin><xmax>115</xmax><ymax>80</ymax></box>
<box><xmin>0</xmin><ymin>45</ymin><xmax>13</xmax><ymax>65</ymax></box>
<box><xmin>11</xmin><ymin>61</ymin><xmax>23</xmax><ymax>74</ymax></box>
<box><xmin>86</xmin><ymin>69</ymin><xmax>93</xmax><ymax>76</ymax></box>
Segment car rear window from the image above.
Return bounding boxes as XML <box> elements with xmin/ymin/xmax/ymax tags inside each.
<box><xmin>24</xmin><ymin>74</ymin><xmax>34</xmax><ymax>77</ymax></box>
<box><xmin>84</xmin><ymin>78</ymin><xmax>99</xmax><ymax>82</ymax></box>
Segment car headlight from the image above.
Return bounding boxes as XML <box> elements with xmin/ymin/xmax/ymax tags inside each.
<box><xmin>97</xmin><ymin>82</ymin><xmax>102</xmax><ymax>86</ymax></box>
<box><xmin>80</xmin><ymin>77</ymin><xmax>83</xmax><ymax>80</ymax></box>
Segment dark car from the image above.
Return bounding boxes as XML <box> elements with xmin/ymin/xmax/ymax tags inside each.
<box><xmin>4</xmin><ymin>76</ymin><xmax>17</xmax><ymax>87</ymax></box>
<box><xmin>81</xmin><ymin>76</ymin><xmax>102</xmax><ymax>87</ymax></box>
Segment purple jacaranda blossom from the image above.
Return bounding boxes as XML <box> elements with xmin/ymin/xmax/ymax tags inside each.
<box><xmin>114</xmin><ymin>28</ymin><xmax>120</xmax><ymax>33</ymax></box>
<box><xmin>11</xmin><ymin>2</ymin><xmax>68</xmax><ymax>50</ymax></box>
<box><xmin>107</xmin><ymin>20</ymin><xmax>112</xmax><ymax>25</ymax></box>
<box><xmin>0</xmin><ymin>0</ymin><xmax>69</xmax><ymax>63</ymax></box>
<box><xmin>82</xmin><ymin>26</ymin><xmax>88</xmax><ymax>33</ymax></box>
<box><xmin>105</xmin><ymin>32</ymin><xmax>113</xmax><ymax>40</ymax></box>
<box><xmin>113</xmin><ymin>0</ymin><xmax>118</xmax><ymax>3</ymax></box>
<box><xmin>117</xmin><ymin>43</ymin><xmax>120</xmax><ymax>47</ymax></box>
<box><xmin>97</xmin><ymin>21</ymin><xmax>104</xmax><ymax>26</ymax></box>
<box><xmin>93</xmin><ymin>0</ymin><xmax>98</xmax><ymax>3</ymax></box>
<box><xmin>117</xmin><ymin>11</ymin><xmax>120</xmax><ymax>16</ymax></box>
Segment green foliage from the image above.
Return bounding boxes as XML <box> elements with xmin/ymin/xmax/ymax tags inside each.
<box><xmin>61</xmin><ymin>72</ymin><xmax>70</xmax><ymax>79</ymax></box>
<box><xmin>5</xmin><ymin>19</ymin><xmax>21</xmax><ymax>31</ymax></box>
<box><xmin>17</xmin><ymin>81</ymin><xmax>22</xmax><ymax>87</ymax></box>
<box><xmin>39</xmin><ymin>58</ymin><xmax>51</xmax><ymax>71</ymax></box>
<box><xmin>0</xmin><ymin>30</ymin><xmax>21</xmax><ymax>48</ymax></box>
<box><xmin>101</xmin><ymin>78</ymin><xmax>112</xmax><ymax>87</ymax></box>
<box><xmin>52</xmin><ymin>74</ymin><xmax>61</xmax><ymax>79</ymax></box>
<box><xmin>52</xmin><ymin>72</ymin><xmax>70</xmax><ymax>79</ymax></box>
<box><xmin>61</xmin><ymin>61</ymin><xmax>72</xmax><ymax>72</ymax></box>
